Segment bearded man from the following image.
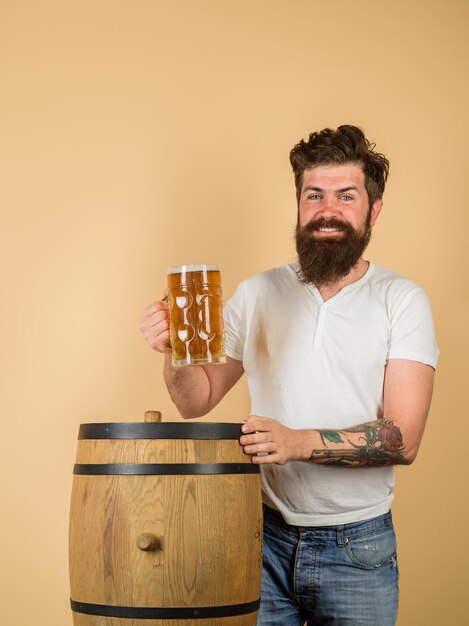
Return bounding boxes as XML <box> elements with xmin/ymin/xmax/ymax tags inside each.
<box><xmin>140</xmin><ymin>125</ymin><xmax>439</xmax><ymax>626</ymax></box>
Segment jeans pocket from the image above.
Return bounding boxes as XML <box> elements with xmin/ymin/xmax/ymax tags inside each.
<box><xmin>345</xmin><ymin>523</ymin><xmax>397</xmax><ymax>570</ymax></box>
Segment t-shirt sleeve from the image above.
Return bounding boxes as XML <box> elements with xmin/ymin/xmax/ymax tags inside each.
<box><xmin>387</xmin><ymin>286</ymin><xmax>439</xmax><ymax>368</ymax></box>
<box><xmin>223</xmin><ymin>281</ymin><xmax>246</xmax><ymax>362</ymax></box>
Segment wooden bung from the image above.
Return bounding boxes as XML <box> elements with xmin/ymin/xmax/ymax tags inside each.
<box><xmin>144</xmin><ymin>410</ymin><xmax>162</xmax><ymax>423</ymax></box>
<box><xmin>136</xmin><ymin>532</ymin><xmax>159</xmax><ymax>552</ymax></box>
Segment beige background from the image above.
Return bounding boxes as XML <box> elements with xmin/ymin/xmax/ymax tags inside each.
<box><xmin>1</xmin><ymin>1</ymin><xmax>467</xmax><ymax>624</ymax></box>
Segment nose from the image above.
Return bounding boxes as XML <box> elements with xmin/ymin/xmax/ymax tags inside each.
<box><xmin>318</xmin><ymin>195</ymin><xmax>338</xmax><ymax>219</ymax></box>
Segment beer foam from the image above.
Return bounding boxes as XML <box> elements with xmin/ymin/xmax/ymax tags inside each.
<box><xmin>167</xmin><ymin>264</ymin><xmax>219</xmax><ymax>274</ymax></box>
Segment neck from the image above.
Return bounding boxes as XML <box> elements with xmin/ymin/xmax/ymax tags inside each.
<box><xmin>317</xmin><ymin>258</ymin><xmax>369</xmax><ymax>301</ymax></box>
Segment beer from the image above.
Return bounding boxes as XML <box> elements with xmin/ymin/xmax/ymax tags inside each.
<box><xmin>167</xmin><ymin>264</ymin><xmax>226</xmax><ymax>367</ymax></box>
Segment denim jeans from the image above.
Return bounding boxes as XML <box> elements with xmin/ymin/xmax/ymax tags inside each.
<box><xmin>257</xmin><ymin>506</ymin><xmax>399</xmax><ymax>626</ymax></box>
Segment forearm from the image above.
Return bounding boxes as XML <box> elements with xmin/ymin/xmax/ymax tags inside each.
<box><xmin>163</xmin><ymin>354</ymin><xmax>212</xmax><ymax>418</ymax></box>
<box><xmin>163</xmin><ymin>353</ymin><xmax>245</xmax><ymax>418</ymax></box>
<box><xmin>241</xmin><ymin>416</ymin><xmax>413</xmax><ymax>467</ymax></box>
<box><xmin>304</xmin><ymin>419</ymin><xmax>411</xmax><ymax>467</ymax></box>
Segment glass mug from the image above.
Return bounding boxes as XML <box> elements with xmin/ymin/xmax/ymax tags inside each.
<box><xmin>167</xmin><ymin>264</ymin><xmax>226</xmax><ymax>367</ymax></box>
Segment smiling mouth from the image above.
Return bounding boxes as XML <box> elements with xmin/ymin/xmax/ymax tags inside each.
<box><xmin>314</xmin><ymin>227</ymin><xmax>345</xmax><ymax>235</ymax></box>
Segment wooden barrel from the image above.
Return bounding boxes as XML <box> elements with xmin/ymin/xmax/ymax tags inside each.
<box><xmin>69</xmin><ymin>421</ymin><xmax>263</xmax><ymax>626</ymax></box>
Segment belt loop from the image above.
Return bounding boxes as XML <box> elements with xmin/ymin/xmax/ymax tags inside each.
<box><xmin>336</xmin><ymin>524</ymin><xmax>347</xmax><ymax>547</ymax></box>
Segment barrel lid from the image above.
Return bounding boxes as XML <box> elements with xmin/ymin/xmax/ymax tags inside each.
<box><xmin>78</xmin><ymin>422</ymin><xmax>243</xmax><ymax>440</ymax></box>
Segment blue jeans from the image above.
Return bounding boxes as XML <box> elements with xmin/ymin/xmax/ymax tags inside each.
<box><xmin>257</xmin><ymin>506</ymin><xmax>399</xmax><ymax>626</ymax></box>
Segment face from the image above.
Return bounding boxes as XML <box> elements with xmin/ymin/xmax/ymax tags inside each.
<box><xmin>295</xmin><ymin>163</ymin><xmax>383</xmax><ymax>286</ymax></box>
<box><xmin>298</xmin><ymin>163</ymin><xmax>382</xmax><ymax>234</ymax></box>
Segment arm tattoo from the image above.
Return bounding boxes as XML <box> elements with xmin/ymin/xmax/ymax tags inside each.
<box><xmin>309</xmin><ymin>419</ymin><xmax>409</xmax><ymax>467</ymax></box>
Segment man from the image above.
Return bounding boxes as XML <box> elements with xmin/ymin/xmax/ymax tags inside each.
<box><xmin>140</xmin><ymin>125</ymin><xmax>438</xmax><ymax>625</ymax></box>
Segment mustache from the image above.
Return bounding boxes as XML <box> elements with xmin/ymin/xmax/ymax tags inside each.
<box><xmin>300</xmin><ymin>217</ymin><xmax>356</xmax><ymax>236</ymax></box>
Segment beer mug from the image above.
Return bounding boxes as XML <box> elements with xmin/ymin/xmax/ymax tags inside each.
<box><xmin>167</xmin><ymin>264</ymin><xmax>226</xmax><ymax>367</ymax></box>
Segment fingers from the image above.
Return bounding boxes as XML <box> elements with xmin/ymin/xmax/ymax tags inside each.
<box><xmin>140</xmin><ymin>294</ymin><xmax>171</xmax><ymax>353</ymax></box>
<box><xmin>240</xmin><ymin>430</ymin><xmax>269</xmax><ymax>446</ymax></box>
<box><xmin>239</xmin><ymin>416</ymin><xmax>276</xmax><ymax>462</ymax></box>
<box><xmin>142</xmin><ymin>292</ymin><xmax>169</xmax><ymax>319</ymax></box>
<box><xmin>243</xmin><ymin>442</ymin><xmax>274</xmax><ymax>457</ymax></box>
<box><xmin>241</xmin><ymin>415</ymin><xmax>271</xmax><ymax>434</ymax></box>
<box><xmin>251</xmin><ymin>451</ymin><xmax>280</xmax><ymax>465</ymax></box>
<box><xmin>240</xmin><ymin>416</ymin><xmax>292</xmax><ymax>465</ymax></box>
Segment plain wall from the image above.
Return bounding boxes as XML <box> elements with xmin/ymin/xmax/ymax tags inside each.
<box><xmin>1</xmin><ymin>1</ymin><xmax>467</xmax><ymax>624</ymax></box>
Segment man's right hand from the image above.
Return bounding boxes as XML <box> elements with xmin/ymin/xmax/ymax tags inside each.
<box><xmin>140</xmin><ymin>291</ymin><xmax>172</xmax><ymax>354</ymax></box>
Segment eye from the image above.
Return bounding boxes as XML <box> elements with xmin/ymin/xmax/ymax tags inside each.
<box><xmin>307</xmin><ymin>194</ymin><xmax>322</xmax><ymax>201</ymax></box>
<box><xmin>340</xmin><ymin>194</ymin><xmax>354</xmax><ymax>201</ymax></box>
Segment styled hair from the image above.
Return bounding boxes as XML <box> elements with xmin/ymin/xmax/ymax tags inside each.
<box><xmin>289</xmin><ymin>125</ymin><xmax>390</xmax><ymax>206</ymax></box>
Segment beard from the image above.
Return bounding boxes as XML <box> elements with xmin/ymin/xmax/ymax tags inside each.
<box><xmin>295</xmin><ymin>212</ymin><xmax>372</xmax><ymax>287</ymax></box>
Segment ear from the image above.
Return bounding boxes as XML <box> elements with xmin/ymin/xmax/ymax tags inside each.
<box><xmin>370</xmin><ymin>199</ymin><xmax>383</xmax><ymax>227</ymax></box>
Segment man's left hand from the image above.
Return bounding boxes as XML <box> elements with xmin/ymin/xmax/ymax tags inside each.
<box><xmin>240</xmin><ymin>416</ymin><xmax>306</xmax><ymax>464</ymax></box>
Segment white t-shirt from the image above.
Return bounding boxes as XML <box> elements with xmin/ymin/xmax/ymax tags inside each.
<box><xmin>224</xmin><ymin>262</ymin><xmax>439</xmax><ymax>526</ymax></box>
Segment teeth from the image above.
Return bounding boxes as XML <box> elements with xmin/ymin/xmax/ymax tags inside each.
<box><xmin>318</xmin><ymin>227</ymin><xmax>339</xmax><ymax>232</ymax></box>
